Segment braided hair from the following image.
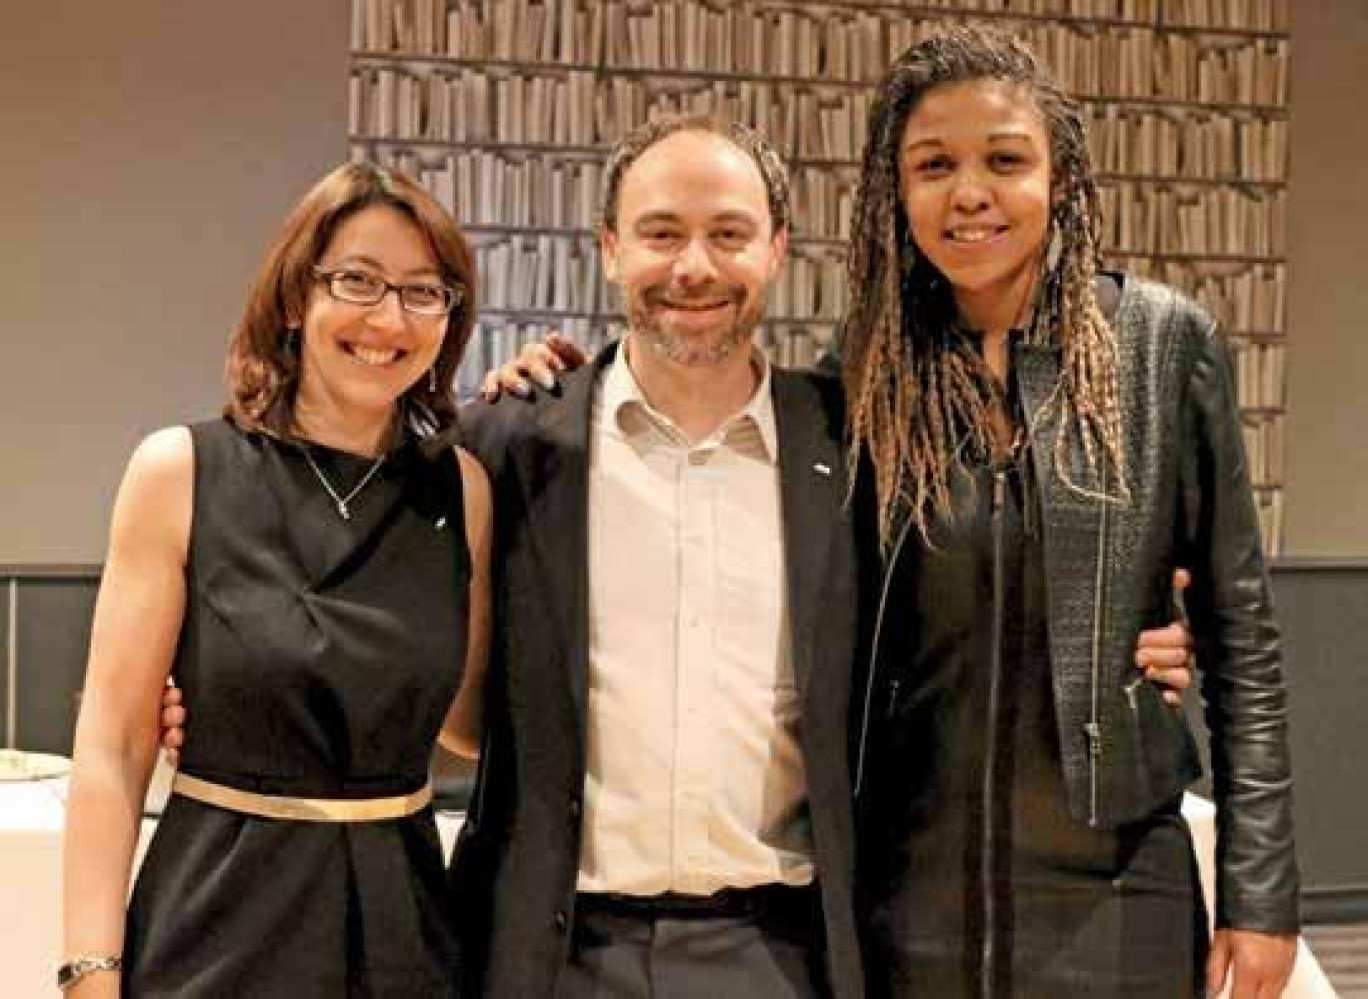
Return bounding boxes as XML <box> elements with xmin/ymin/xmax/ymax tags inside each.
<box><xmin>841</xmin><ymin>25</ymin><xmax>1127</xmax><ymax>545</ymax></box>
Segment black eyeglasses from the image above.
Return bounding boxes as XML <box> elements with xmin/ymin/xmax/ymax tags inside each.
<box><xmin>313</xmin><ymin>266</ymin><xmax>465</xmax><ymax>316</ymax></box>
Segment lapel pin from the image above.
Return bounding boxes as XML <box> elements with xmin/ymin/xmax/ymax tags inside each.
<box><xmin>813</xmin><ymin>462</ymin><xmax>831</xmax><ymax>476</ymax></box>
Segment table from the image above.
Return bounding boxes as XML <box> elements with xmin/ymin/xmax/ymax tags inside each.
<box><xmin>0</xmin><ymin>760</ymin><xmax>461</xmax><ymax>997</ymax></box>
<box><xmin>1183</xmin><ymin>794</ymin><xmax>1337</xmax><ymax>997</ymax></box>
<box><xmin>1</xmin><ymin>776</ymin><xmax>1334</xmax><ymax>997</ymax></box>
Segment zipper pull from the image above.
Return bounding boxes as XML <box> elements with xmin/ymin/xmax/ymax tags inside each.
<box><xmin>1084</xmin><ymin>721</ymin><xmax>1102</xmax><ymax>759</ymax></box>
<box><xmin>992</xmin><ymin>469</ymin><xmax>1007</xmax><ymax>513</ymax></box>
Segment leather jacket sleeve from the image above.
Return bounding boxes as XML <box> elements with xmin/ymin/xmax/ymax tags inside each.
<box><xmin>1180</xmin><ymin>313</ymin><xmax>1300</xmax><ymax>933</ymax></box>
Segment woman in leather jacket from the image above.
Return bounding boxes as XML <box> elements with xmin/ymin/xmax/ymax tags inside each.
<box><xmin>843</xmin><ymin>25</ymin><xmax>1298</xmax><ymax>999</ymax></box>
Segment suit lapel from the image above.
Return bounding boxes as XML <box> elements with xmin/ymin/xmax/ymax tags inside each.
<box><xmin>771</xmin><ymin>369</ymin><xmax>846</xmax><ymax>698</ymax></box>
<box><xmin>511</xmin><ymin>348</ymin><xmax>616</xmax><ymax>730</ymax></box>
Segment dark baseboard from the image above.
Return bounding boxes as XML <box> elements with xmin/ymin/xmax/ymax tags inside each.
<box><xmin>1303</xmin><ymin>886</ymin><xmax>1368</xmax><ymax>924</ymax></box>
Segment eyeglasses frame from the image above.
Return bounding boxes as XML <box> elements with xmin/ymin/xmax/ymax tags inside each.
<box><xmin>311</xmin><ymin>265</ymin><xmax>466</xmax><ymax>317</ymax></box>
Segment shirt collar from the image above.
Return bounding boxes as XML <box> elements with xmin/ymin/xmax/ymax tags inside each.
<box><xmin>601</xmin><ymin>341</ymin><xmax>778</xmax><ymax>462</ymax></box>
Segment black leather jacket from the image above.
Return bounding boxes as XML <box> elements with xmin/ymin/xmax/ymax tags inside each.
<box><xmin>853</xmin><ymin>274</ymin><xmax>1299</xmax><ymax>934</ymax></box>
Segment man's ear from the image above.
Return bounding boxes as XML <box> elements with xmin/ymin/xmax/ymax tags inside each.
<box><xmin>600</xmin><ymin>225</ymin><xmax>619</xmax><ymax>283</ymax></box>
<box><xmin>768</xmin><ymin>224</ymin><xmax>789</xmax><ymax>279</ymax></box>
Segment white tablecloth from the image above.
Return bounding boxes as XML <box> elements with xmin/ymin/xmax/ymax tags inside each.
<box><xmin>0</xmin><ymin>776</ymin><xmax>154</xmax><ymax>999</ymax></box>
<box><xmin>1</xmin><ymin>779</ymin><xmax>1333</xmax><ymax>998</ymax></box>
<box><xmin>0</xmin><ymin>762</ymin><xmax>465</xmax><ymax>999</ymax></box>
<box><xmin>1181</xmin><ymin>794</ymin><xmax>1336</xmax><ymax>998</ymax></box>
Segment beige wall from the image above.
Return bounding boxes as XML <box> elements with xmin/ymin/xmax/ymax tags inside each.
<box><xmin>0</xmin><ymin>0</ymin><xmax>348</xmax><ymax>563</ymax></box>
<box><xmin>1</xmin><ymin>3</ymin><xmax>1364</xmax><ymax>560</ymax></box>
<box><xmin>1283</xmin><ymin>3</ymin><xmax>1368</xmax><ymax>556</ymax></box>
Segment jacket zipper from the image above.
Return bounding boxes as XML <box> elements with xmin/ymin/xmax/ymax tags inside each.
<box><xmin>854</xmin><ymin>512</ymin><xmax>914</xmax><ymax>798</ymax></box>
<box><xmin>981</xmin><ymin>469</ymin><xmax>1008</xmax><ymax>999</ymax></box>
<box><xmin>468</xmin><ymin>713</ymin><xmax>493</xmax><ymax>828</ymax></box>
<box><xmin>1086</xmin><ymin>472</ymin><xmax>1110</xmax><ymax>827</ymax></box>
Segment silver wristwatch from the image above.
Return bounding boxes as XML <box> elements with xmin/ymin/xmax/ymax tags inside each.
<box><xmin>57</xmin><ymin>955</ymin><xmax>122</xmax><ymax>991</ymax></box>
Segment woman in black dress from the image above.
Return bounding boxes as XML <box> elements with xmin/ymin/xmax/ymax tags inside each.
<box><xmin>842</xmin><ymin>26</ymin><xmax>1298</xmax><ymax>998</ymax></box>
<box><xmin>62</xmin><ymin>162</ymin><xmax>490</xmax><ymax>997</ymax></box>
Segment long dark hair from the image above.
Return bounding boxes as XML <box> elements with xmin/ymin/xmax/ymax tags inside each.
<box><xmin>842</xmin><ymin>25</ymin><xmax>1126</xmax><ymax>544</ymax></box>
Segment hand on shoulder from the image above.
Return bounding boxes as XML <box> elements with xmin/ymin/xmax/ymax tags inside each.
<box><xmin>478</xmin><ymin>332</ymin><xmax>589</xmax><ymax>402</ymax></box>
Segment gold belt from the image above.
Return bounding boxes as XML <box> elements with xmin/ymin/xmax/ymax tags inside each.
<box><xmin>171</xmin><ymin>772</ymin><xmax>432</xmax><ymax>823</ymax></box>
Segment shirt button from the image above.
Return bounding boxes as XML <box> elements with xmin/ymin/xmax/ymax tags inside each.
<box><xmin>688</xmin><ymin>451</ymin><xmax>708</xmax><ymax>466</ymax></box>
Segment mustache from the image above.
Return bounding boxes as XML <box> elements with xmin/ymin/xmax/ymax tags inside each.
<box><xmin>642</xmin><ymin>285</ymin><xmax>741</xmax><ymax>306</ymax></box>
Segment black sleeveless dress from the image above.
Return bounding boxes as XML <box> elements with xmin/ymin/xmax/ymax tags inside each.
<box><xmin>122</xmin><ymin>418</ymin><xmax>468</xmax><ymax>997</ymax></box>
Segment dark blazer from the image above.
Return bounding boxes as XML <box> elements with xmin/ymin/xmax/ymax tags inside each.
<box><xmin>450</xmin><ymin>343</ymin><xmax>868</xmax><ymax>998</ymax></box>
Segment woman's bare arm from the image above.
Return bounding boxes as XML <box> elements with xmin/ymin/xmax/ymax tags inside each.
<box><xmin>62</xmin><ymin>427</ymin><xmax>192</xmax><ymax>997</ymax></box>
<box><xmin>439</xmin><ymin>447</ymin><xmax>493</xmax><ymax>759</ymax></box>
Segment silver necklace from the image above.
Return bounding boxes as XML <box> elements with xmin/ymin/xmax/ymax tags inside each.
<box><xmin>301</xmin><ymin>447</ymin><xmax>385</xmax><ymax>520</ymax></box>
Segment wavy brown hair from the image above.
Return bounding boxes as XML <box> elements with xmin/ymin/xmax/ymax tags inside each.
<box><xmin>842</xmin><ymin>25</ymin><xmax>1126</xmax><ymax>545</ymax></box>
<box><xmin>225</xmin><ymin>161</ymin><xmax>476</xmax><ymax>446</ymax></box>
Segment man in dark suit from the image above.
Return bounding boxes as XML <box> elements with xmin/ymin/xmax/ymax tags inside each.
<box><xmin>452</xmin><ymin>114</ymin><xmax>868</xmax><ymax>998</ymax></box>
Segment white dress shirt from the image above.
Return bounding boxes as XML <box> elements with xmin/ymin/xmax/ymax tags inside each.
<box><xmin>576</xmin><ymin>346</ymin><xmax>815</xmax><ymax>896</ymax></box>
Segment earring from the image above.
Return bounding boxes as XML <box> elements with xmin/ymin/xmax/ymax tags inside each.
<box><xmin>1044</xmin><ymin>223</ymin><xmax>1063</xmax><ymax>274</ymax></box>
<box><xmin>428</xmin><ymin>368</ymin><xmax>438</xmax><ymax>393</ymax></box>
<box><xmin>899</xmin><ymin>240</ymin><xmax>919</xmax><ymax>288</ymax></box>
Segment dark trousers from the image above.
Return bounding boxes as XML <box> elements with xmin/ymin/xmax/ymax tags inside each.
<box><xmin>557</xmin><ymin>886</ymin><xmax>829</xmax><ymax>999</ymax></box>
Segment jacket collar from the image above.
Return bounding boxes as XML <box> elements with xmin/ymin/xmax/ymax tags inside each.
<box><xmin>520</xmin><ymin>345</ymin><xmax>849</xmax><ymax>716</ymax></box>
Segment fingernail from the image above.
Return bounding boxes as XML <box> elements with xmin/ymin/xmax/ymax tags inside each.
<box><xmin>513</xmin><ymin>382</ymin><xmax>531</xmax><ymax>398</ymax></box>
<box><xmin>535</xmin><ymin>373</ymin><xmax>557</xmax><ymax>391</ymax></box>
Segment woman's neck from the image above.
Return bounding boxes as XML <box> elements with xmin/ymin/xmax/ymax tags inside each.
<box><xmin>290</xmin><ymin>399</ymin><xmax>398</xmax><ymax>458</ymax></box>
<box><xmin>954</xmin><ymin>270</ymin><xmax>1040</xmax><ymax>384</ymax></box>
<box><xmin>955</xmin><ymin>272</ymin><xmax>1037</xmax><ymax>339</ymax></box>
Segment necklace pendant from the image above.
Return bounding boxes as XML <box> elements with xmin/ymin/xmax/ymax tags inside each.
<box><xmin>300</xmin><ymin>445</ymin><xmax>383</xmax><ymax>522</ymax></box>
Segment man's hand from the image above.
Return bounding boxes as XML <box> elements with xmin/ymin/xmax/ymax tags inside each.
<box><xmin>1206</xmin><ymin>927</ymin><xmax>1297</xmax><ymax>998</ymax></box>
<box><xmin>479</xmin><ymin>332</ymin><xmax>588</xmax><ymax>401</ymax></box>
<box><xmin>159</xmin><ymin>681</ymin><xmax>186</xmax><ymax>768</ymax></box>
<box><xmin>1135</xmin><ymin>568</ymin><xmax>1195</xmax><ymax>705</ymax></box>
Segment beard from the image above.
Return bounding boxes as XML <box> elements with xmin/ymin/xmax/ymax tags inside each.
<box><xmin>623</xmin><ymin>282</ymin><xmax>767</xmax><ymax>368</ymax></box>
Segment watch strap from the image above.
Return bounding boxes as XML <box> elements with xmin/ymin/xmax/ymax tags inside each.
<box><xmin>57</xmin><ymin>954</ymin><xmax>122</xmax><ymax>990</ymax></box>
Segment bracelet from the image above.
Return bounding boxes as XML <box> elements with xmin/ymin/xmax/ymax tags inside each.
<box><xmin>56</xmin><ymin>955</ymin><xmax>122</xmax><ymax>991</ymax></box>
